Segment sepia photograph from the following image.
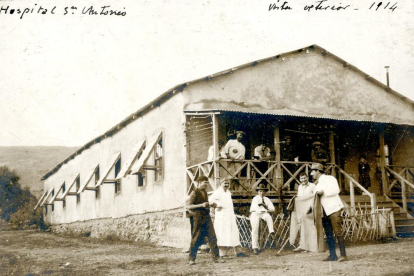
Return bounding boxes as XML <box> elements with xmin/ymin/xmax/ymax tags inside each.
<box><xmin>1</xmin><ymin>0</ymin><xmax>413</xmax><ymax>275</ymax></box>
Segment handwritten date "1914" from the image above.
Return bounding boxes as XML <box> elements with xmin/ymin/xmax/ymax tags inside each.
<box><xmin>369</xmin><ymin>2</ymin><xmax>397</xmax><ymax>11</ymax></box>
<box><xmin>269</xmin><ymin>0</ymin><xmax>397</xmax><ymax>11</ymax></box>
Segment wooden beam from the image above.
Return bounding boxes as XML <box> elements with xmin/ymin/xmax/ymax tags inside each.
<box><xmin>184</xmin><ymin>112</ymin><xmax>221</xmax><ymax>115</ymax></box>
<box><xmin>212</xmin><ymin>113</ymin><xmax>219</xmax><ymax>189</ymax></box>
<box><xmin>328</xmin><ymin>131</ymin><xmax>336</xmax><ymax>177</ymax></box>
<box><xmin>142</xmin><ymin>165</ymin><xmax>162</xmax><ymax>171</ymax></box>
<box><xmin>349</xmin><ymin>179</ymin><xmax>355</xmax><ymax>216</ymax></box>
<box><xmin>274</xmin><ymin>122</ymin><xmax>282</xmax><ymax>190</ymax></box>
<box><xmin>379</xmin><ymin>131</ymin><xmax>388</xmax><ymax>196</ymax></box>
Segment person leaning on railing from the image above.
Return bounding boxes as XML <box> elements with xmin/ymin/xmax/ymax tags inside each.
<box><xmin>312</xmin><ymin>163</ymin><xmax>347</xmax><ymax>262</ymax></box>
<box><xmin>222</xmin><ymin>131</ymin><xmax>246</xmax><ymax>191</ymax></box>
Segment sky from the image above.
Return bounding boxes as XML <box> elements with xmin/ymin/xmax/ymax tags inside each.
<box><xmin>1</xmin><ymin>0</ymin><xmax>413</xmax><ymax>147</ymax></box>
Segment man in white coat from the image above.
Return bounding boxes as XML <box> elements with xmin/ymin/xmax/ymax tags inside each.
<box><xmin>223</xmin><ymin>131</ymin><xmax>246</xmax><ymax>160</ymax></box>
<box><xmin>250</xmin><ymin>183</ymin><xmax>275</xmax><ymax>254</ymax></box>
<box><xmin>311</xmin><ymin>163</ymin><xmax>347</xmax><ymax>262</ymax></box>
<box><xmin>209</xmin><ymin>179</ymin><xmax>247</xmax><ymax>258</ymax></box>
<box><xmin>223</xmin><ymin>131</ymin><xmax>246</xmax><ymax>191</ymax></box>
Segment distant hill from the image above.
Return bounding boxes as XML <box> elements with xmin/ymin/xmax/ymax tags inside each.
<box><xmin>0</xmin><ymin>146</ymin><xmax>79</xmax><ymax>199</ymax></box>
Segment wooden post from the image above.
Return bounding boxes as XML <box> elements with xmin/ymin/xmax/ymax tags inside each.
<box><xmin>212</xmin><ymin>114</ymin><xmax>219</xmax><ymax>189</ymax></box>
<box><xmin>274</xmin><ymin>123</ymin><xmax>282</xmax><ymax>190</ymax></box>
<box><xmin>337</xmin><ymin>156</ymin><xmax>343</xmax><ymax>191</ymax></box>
<box><xmin>402</xmin><ymin>179</ymin><xmax>407</xmax><ymax>212</ymax></box>
<box><xmin>379</xmin><ymin>131</ymin><xmax>388</xmax><ymax>196</ymax></box>
<box><xmin>370</xmin><ymin>193</ymin><xmax>377</xmax><ymax>213</ymax></box>
<box><xmin>328</xmin><ymin>131</ymin><xmax>336</xmax><ymax>177</ymax></box>
<box><xmin>182</xmin><ymin>114</ymin><xmax>189</xmax><ymax>220</ymax></box>
<box><xmin>406</xmin><ymin>167</ymin><xmax>413</xmax><ymax>199</ymax></box>
<box><xmin>349</xmin><ymin>179</ymin><xmax>355</xmax><ymax>216</ymax></box>
<box><xmin>274</xmin><ymin>122</ymin><xmax>283</xmax><ymax>214</ymax></box>
<box><xmin>389</xmin><ymin>211</ymin><xmax>397</xmax><ymax>238</ymax></box>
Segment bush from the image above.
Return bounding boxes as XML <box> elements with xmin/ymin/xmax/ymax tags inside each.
<box><xmin>0</xmin><ymin>166</ymin><xmax>44</xmax><ymax>230</ymax></box>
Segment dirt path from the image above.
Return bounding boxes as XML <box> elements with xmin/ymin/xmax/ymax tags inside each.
<box><xmin>1</xmin><ymin>230</ymin><xmax>413</xmax><ymax>276</ymax></box>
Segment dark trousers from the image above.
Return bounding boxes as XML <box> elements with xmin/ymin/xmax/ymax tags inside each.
<box><xmin>189</xmin><ymin>212</ymin><xmax>220</xmax><ymax>261</ymax></box>
<box><xmin>322</xmin><ymin>209</ymin><xmax>346</xmax><ymax>259</ymax></box>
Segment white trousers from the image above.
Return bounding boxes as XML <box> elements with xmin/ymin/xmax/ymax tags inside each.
<box><xmin>251</xmin><ymin>212</ymin><xmax>274</xmax><ymax>249</ymax></box>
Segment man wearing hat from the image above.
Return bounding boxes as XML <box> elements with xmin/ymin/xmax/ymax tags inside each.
<box><xmin>250</xmin><ymin>183</ymin><xmax>275</xmax><ymax>254</ymax></box>
<box><xmin>223</xmin><ymin>131</ymin><xmax>246</xmax><ymax>190</ymax></box>
<box><xmin>311</xmin><ymin>163</ymin><xmax>347</xmax><ymax>262</ymax></box>
<box><xmin>223</xmin><ymin>131</ymin><xmax>246</xmax><ymax>160</ymax></box>
<box><xmin>187</xmin><ymin>176</ymin><xmax>224</xmax><ymax>265</ymax></box>
<box><xmin>311</xmin><ymin>141</ymin><xmax>329</xmax><ymax>164</ymax></box>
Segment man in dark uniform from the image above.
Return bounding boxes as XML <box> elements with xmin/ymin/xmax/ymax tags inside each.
<box><xmin>311</xmin><ymin>141</ymin><xmax>329</xmax><ymax>164</ymax></box>
<box><xmin>187</xmin><ymin>176</ymin><xmax>224</xmax><ymax>265</ymax></box>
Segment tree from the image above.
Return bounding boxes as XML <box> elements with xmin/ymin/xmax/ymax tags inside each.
<box><xmin>0</xmin><ymin>166</ymin><xmax>43</xmax><ymax>228</ymax></box>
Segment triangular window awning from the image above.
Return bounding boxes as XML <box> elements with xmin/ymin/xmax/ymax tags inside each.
<box><xmin>34</xmin><ymin>190</ymin><xmax>48</xmax><ymax>210</ymax></box>
<box><xmin>116</xmin><ymin>139</ymin><xmax>146</xmax><ymax>180</ymax></box>
<box><xmin>48</xmin><ymin>181</ymin><xmax>65</xmax><ymax>204</ymax></box>
<box><xmin>60</xmin><ymin>174</ymin><xmax>80</xmax><ymax>198</ymax></box>
<box><xmin>130</xmin><ymin>131</ymin><xmax>162</xmax><ymax>175</ymax></box>
<box><xmin>95</xmin><ymin>152</ymin><xmax>121</xmax><ymax>187</ymax></box>
<box><xmin>79</xmin><ymin>164</ymin><xmax>99</xmax><ymax>193</ymax></box>
<box><xmin>39</xmin><ymin>187</ymin><xmax>54</xmax><ymax>207</ymax></box>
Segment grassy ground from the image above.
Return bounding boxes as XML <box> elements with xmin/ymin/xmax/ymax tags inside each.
<box><xmin>1</xmin><ymin>230</ymin><xmax>413</xmax><ymax>276</ymax></box>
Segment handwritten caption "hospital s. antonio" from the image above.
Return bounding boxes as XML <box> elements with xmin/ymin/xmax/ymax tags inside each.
<box><xmin>0</xmin><ymin>4</ymin><xmax>126</xmax><ymax>19</ymax></box>
<box><xmin>268</xmin><ymin>0</ymin><xmax>397</xmax><ymax>11</ymax></box>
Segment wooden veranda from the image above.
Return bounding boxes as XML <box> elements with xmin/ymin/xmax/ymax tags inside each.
<box><xmin>185</xmin><ymin>111</ymin><xmax>414</xmax><ymax>221</ymax></box>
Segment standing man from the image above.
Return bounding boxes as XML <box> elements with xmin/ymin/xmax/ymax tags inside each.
<box><xmin>311</xmin><ymin>141</ymin><xmax>329</xmax><ymax>164</ymax></box>
<box><xmin>209</xmin><ymin>179</ymin><xmax>247</xmax><ymax>258</ymax></box>
<box><xmin>358</xmin><ymin>154</ymin><xmax>371</xmax><ymax>194</ymax></box>
<box><xmin>311</xmin><ymin>163</ymin><xmax>347</xmax><ymax>262</ymax></box>
<box><xmin>297</xmin><ymin>172</ymin><xmax>316</xmax><ymax>197</ymax></box>
<box><xmin>223</xmin><ymin>131</ymin><xmax>246</xmax><ymax>190</ymax></box>
<box><xmin>187</xmin><ymin>176</ymin><xmax>224</xmax><ymax>265</ymax></box>
<box><xmin>250</xmin><ymin>183</ymin><xmax>275</xmax><ymax>254</ymax></box>
<box><xmin>223</xmin><ymin>131</ymin><xmax>246</xmax><ymax>160</ymax></box>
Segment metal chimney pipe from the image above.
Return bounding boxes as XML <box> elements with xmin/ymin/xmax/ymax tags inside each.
<box><xmin>384</xmin><ymin>66</ymin><xmax>390</xmax><ymax>87</ymax></box>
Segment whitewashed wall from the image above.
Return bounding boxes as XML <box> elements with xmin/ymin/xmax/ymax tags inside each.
<box><xmin>43</xmin><ymin>93</ymin><xmax>186</xmax><ymax>225</ymax></box>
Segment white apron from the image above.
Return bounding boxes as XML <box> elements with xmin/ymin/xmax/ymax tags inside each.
<box><xmin>209</xmin><ymin>187</ymin><xmax>241</xmax><ymax>247</ymax></box>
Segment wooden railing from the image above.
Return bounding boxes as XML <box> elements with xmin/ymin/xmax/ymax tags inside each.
<box><xmin>386</xmin><ymin>165</ymin><xmax>414</xmax><ymax>213</ymax></box>
<box><xmin>186</xmin><ymin>160</ymin><xmax>381</xmax><ymax>215</ymax></box>
<box><xmin>186</xmin><ymin>159</ymin><xmax>279</xmax><ymax>194</ymax></box>
<box><xmin>186</xmin><ymin>159</ymin><xmax>318</xmax><ymax>194</ymax></box>
<box><xmin>186</xmin><ymin>160</ymin><xmax>217</xmax><ymax>193</ymax></box>
<box><xmin>334</xmin><ymin>167</ymin><xmax>377</xmax><ymax>215</ymax></box>
<box><xmin>187</xmin><ymin>159</ymin><xmax>335</xmax><ymax>194</ymax></box>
